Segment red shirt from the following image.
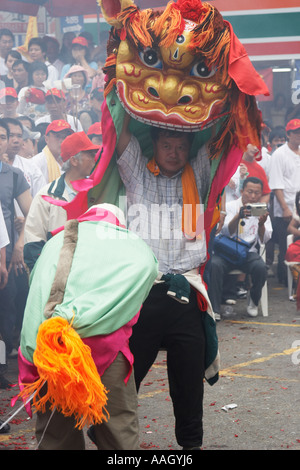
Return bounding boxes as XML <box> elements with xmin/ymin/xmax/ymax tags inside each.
<box><xmin>243</xmin><ymin>159</ymin><xmax>271</xmax><ymax>196</ymax></box>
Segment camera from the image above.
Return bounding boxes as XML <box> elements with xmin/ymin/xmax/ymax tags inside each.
<box><xmin>246</xmin><ymin>203</ymin><xmax>268</xmax><ymax>217</ymax></box>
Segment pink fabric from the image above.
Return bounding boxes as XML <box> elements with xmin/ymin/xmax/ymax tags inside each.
<box><xmin>51</xmin><ymin>206</ymin><xmax>125</xmax><ymax>236</ymax></box>
<box><xmin>201</xmin><ymin>144</ymin><xmax>243</xmax><ymax>276</ymax></box>
<box><xmin>15</xmin><ymin>312</ymin><xmax>140</xmax><ymax>416</ymax></box>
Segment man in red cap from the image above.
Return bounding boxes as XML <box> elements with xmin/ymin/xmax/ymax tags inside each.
<box><xmin>35</xmin><ymin>88</ymin><xmax>83</xmax><ymax>132</ymax></box>
<box><xmin>24</xmin><ymin>131</ymin><xmax>100</xmax><ymax>270</ymax></box>
<box><xmin>0</xmin><ymin>88</ymin><xmax>21</xmax><ymax>119</ymax></box>
<box><xmin>31</xmin><ymin>119</ymin><xmax>73</xmax><ymax>183</ymax></box>
<box><xmin>269</xmin><ymin>119</ymin><xmax>300</xmax><ymax>285</ymax></box>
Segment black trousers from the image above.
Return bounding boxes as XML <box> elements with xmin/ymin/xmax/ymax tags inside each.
<box><xmin>208</xmin><ymin>251</ymin><xmax>267</xmax><ymax>313</ymax></box>
<box><xmin>129</xmin><ymin>283</ymin><xmax>206</xmax><ymax>448</ymax></box>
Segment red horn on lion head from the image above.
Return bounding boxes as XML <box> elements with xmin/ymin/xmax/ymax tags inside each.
<box><xmin>175</xmin><ymin>0</ymin><xmax>204</xmax><ymax>22</ymax></box>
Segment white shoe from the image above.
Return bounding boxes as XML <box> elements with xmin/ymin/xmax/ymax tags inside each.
<box><xmin>225</xmin><ymin>299</ymin><xmax>236</xmax><ymax>305</ymax></box>
<box><xmin>214</xmin><ymin>312</ymin><xmax>221</xmax><ymax>321</ymax></box>
<box><xmin>8</xmin><ymin>348</ymin><xmax>18</xmax><ymax>358</ymax></box>
<box><xmin>247</xmin><ymin>296</ymin><xmax>258</xmax><ymax>317</ymax></box>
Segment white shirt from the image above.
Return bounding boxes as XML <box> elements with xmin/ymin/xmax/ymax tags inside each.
<box><xmin>0</xmin><ymin>203</ymin><xmax>9</xmax><ymax>250</ymax></box>
<box><xmin>118</xmin><ymin>135</ymin><xmax>209</xmax><ymax>274</ymax></box>
<box><xmin>0</xmin><ymin>57</ymin><xmax>7</xmax><ymax>75</ymax></box>
<box><xmin>35</xmin><ymin>114</ymin><xmax>83</xmax><ymax>132</ymax></box>
<box><xmin>45</xmin><ymin>61</ymin><xmax>59</xmax><ymax>86</ymax></box>
<box><xmin>12</xmin><ymin>155</ymin><xmax>47</xmax><ymax>198</ymax></box>
<box><xmin>269</xmin><ymin>142</ymin><xmax>300</xmax><ymax>217</ymax></box>
<box><xmin>31</xmin><ymin>148</ymin><xmax>62</xmax><ymax>183</ymax></box>
<box><xmin>257</xmin><ymin>147</ymin><xmax>271</xmax><ymax>179</ymax></box>
<box><xmin>222</xmin><ymin>197</ymin><xmax>272</xmax><ymax>251</ymax></box>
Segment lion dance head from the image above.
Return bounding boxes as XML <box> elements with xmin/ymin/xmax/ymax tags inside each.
<box><xmin>98</xmin><ymin>0</ymin><xmax>269</xmax><ymax>160</ymax></box>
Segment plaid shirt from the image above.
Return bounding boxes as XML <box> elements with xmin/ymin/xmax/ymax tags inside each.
<box><xmin>117</xmin><ymin>135</ymin><xmax>210</xmax><ymax>274</ymax></box>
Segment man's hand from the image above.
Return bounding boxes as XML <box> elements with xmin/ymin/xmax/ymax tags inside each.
<box><xmin>282</xmin><ymin>206</ymin><xmax>293</xmax><ymax>223</ymax></box>
<box><xmin>8</xmin><ymin>240</ymin><xmax>25</xmax><ymax>276</ymax></box>
<box><xmin>258</xmin><ymin>212</ymin><xmax>269</xmax><ymax>227</ymax></box>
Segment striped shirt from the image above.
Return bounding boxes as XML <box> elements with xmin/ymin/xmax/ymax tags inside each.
<box><xmin>117</xmin><ymin>135</ymin><xmax>211</xmax><ymax>274</ymax></box>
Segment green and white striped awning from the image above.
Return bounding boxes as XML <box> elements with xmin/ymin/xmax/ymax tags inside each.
<box><xmin>213</xmin><ymin>0</ymin><xmax>300</xmax><ymax>61</ymax></box>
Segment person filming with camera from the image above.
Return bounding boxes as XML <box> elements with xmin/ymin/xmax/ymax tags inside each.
<box><xmin>209</xmin><ymin>177</ymin><xmax>273</xmax><ymax>319</ymax></box>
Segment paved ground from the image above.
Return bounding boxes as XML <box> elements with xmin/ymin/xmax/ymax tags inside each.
<box><xmin>1</xmin><ymin>271</ymin><xmax>300</xmax><ymax>452</ymax></box>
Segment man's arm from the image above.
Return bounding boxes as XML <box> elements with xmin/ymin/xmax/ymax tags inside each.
<box><xmin>116</xmin><ymin>112</ymin><xmax>132</xmax><ymax>158</ymax></box>
<box><xmin>257</xmin><ymin>213</ymin><xmax>268</xmax><ymax>243</ymax></box>
<box><xmin>9</xmin><ymin>189</ymin><xmax>32</xmax><ymax>275</ymax></box>
<box><xmin>287</xmin><ymin>217</ymin><xmax>300</xmax><ymax>239</ymax></box>
<box><xmin>227</xmin><ymin>211</ymin><xmax>241</xmax><ymax>236</ymax></box>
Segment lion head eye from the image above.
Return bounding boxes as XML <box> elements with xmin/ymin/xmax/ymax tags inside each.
<box><xmin>176</xmin><ymin>35</ymin><xmax>185</xmax><ymax>44</ymax></box>
<box><xmin>191</xmin><ymin>60</ymin><xmax>217</xmax><ymax>78</ymax></box>
<box><xmin>139</xmin><ymin>48</ymin><xmax>163</xmax><ymax>69</ymax></box>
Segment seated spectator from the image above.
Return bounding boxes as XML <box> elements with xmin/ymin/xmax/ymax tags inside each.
<box><xmin>87</xmin><ymin>122</ymin><xmax>102</xmax><ymax>146</ymax></box>
<box><xmin>35</xmin><ymin>88</ymin><xmax>83</xmax><ymax>132</ymax></box>
<box><xmin>0</xmin><ymin>88</ymin><xmax>21</xmax><ymax>119</ymax></box>
<box><xmin>0</xmin><ymin>50</ymin><xmax>22</xmax><ymax>88</ymax></box>
<box><xmin>64</xmin><ymin>65</ymin><xmax>90</xmax><ymax>115</ymax></box>
<box><xmin>18</xmin><ymin>61</ymin><xmax>48</xmax><ymax>121</ymax></box>
<box><xmin>11</xmin><ymin>59</ymin><xmax>29</xmax><ymax>94</ymax></box>
<box><xmin>208</xmin><ymin>177</ymin><xmax>272</xmax><ymax>320</ymax></box>
<box><xmin>31</xmin><ymin>119</ymin><xmax>73</xmax><ymax>183</ymax></box>
<box><xmin>79</xmin><ymin>87</ymin><xmax>102</xmax><ymax>133</ymax></box>
<box><xmin>24</xmin><ymin>131</ymin><xmax>99</xmax><ymax>270</ymax></box>
<box><xmin>60</xmin><ymin>36</ymin><xmax>97</xmax><ymax>89</ymax></box>
<box><xmin>27</xmin><ymin>37</ymin><xmax>58</xmax><ymax>86</ymax></box>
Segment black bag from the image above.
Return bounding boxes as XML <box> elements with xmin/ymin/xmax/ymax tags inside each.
<box><xmin>213</xmin><ymin>234</ymin><xmax>251</xmax><ymax>266</ymax></box>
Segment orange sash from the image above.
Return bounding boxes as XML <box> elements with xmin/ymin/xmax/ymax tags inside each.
<box><xmin>147</xmin><ymin>158</ymin><xmax>202</xmax><ymax>239</ymax></box>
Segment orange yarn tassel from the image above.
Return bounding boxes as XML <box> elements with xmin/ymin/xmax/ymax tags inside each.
<box><xmin>18</xmin><ymin>316</ymin><xmax>109</xmax><ymax>429</ymax></box>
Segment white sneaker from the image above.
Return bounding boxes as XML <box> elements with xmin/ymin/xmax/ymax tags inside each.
<box><xmin>225</xmin><ymin>299</ymin><xmax>236</xmax><ymax>305</ymax></box>
<box><xmin>247</xmin><ymin>296</ymin><xmax>258</xmax><ymax>317</ymax></box>
<box><xmin>214</xmin><ymin>312</ymin><xmax>221</xmax><ymax>321</ymax></box>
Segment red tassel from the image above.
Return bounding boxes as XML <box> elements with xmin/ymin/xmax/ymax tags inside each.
<box><xmin>120</xmin><ymin>28</ymin><xmax>127</xmax><ymax>40</ymax></box>
<box><xmin>176</xmin><ymin>0</ymin><xmax>204</xmax><ymax>22</ymax></box>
